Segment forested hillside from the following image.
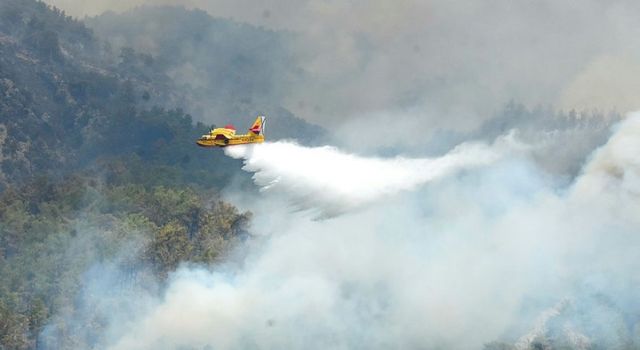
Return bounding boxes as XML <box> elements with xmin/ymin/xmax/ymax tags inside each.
<box><xmin>87</xmin><ymin>5</ymin><xmax>326</xmax><ymax>143</ymax></box>
<box><xmin>0</xmin><ymin>0</ymin><xmax>324</xmax><ymax>188</ymax></box>
<box><xmin>0</xmin><ymin>172</ymin><xmax>251</xmax><ymax>349</ymax></box>
<box><xmin>473</xmin><ymin>102</ymin><xmax>622</xmax><ymax>177</ymax></box>
<box><xmin>0</xmin><ymin>1</ymin><xmax>232</xmax><ymax>188</ymax></box>
<box><xmin>0</xmin><ymin>0</ymin><xmax>318</xmax><ymax>348</ymax></box>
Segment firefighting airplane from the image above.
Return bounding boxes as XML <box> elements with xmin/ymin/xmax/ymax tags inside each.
<box><xmin>196</xmin><ymin>116</ymin><xmax>265</xmax><ymax>147</ymax></box>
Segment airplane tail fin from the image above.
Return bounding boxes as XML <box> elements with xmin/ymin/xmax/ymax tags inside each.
<box><xmin>249</xmin><ymin>116</ymin><xmax>266</xmax><ymax>135</ymax></box>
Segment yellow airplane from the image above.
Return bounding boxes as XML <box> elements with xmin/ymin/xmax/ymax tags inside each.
<box><xmin>196</xmin><ymin>116</ymin><xmax>265</xmax><ymax>147</ymax></box>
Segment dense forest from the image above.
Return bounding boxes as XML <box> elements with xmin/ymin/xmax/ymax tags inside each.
<box><xmin>0</xmin><ymin>0</ymin><xmax>325</xmax><ymax>187</ymax></box>
<box><xmin>0</xmin><ymin>0</ymin><xmax>626</xmax><ymax>349</ymax></box>
<box><xmin>0</xmin><ymin>172</ymin><xmax>252</xmax><ymax>349</ymax></box>
<box><xmin>0</xmin><ymin>0</ymin><xmax>314</xmax><ymax>348</ymax></box>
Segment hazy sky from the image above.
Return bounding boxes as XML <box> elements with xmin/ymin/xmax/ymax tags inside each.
<box><xmin>45</xmin><ymin>0</ymin><xmax>640</xmax><ymax>140</ymax></box>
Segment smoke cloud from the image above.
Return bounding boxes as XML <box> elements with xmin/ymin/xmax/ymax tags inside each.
<box><xmin>40</xmin><ymin>112</ymin><xmax>640</xmax><ymax>349</ymax></box>
<box><xmin>223</xmin><ymin>139</ymin><xmax>508</xmax><ymax>218</ymax></box>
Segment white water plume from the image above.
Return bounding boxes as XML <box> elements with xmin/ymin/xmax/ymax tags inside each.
<box><xmin>224</xmin><ymin>139</ymin><xmax>509</xmax><ymax>218</ymax></box>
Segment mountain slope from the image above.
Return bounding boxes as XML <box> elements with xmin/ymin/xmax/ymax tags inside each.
<box><xmin>87</xmin><ymin>5</ymin><xmax>326</xmax><ymax>143</ymax></box>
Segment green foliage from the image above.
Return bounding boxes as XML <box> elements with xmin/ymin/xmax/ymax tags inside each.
<box><xmin>0</xmin><ymin>1</ymin><xmax>253</xmax><ymax>190</ymax></box>
<box><xmin>149</xmin><ymin>220</ymin><xmax>192</xmax><ymax>277</ymax></box>
<box><xmin>0</xmin><ymin>173</ymin><xmax>252</xmax><ymax>349</ymax></box>
<box><xmin>0</xmin><ymin>301</ymin><xmax>30</xmax><ymax>350</ymax></box>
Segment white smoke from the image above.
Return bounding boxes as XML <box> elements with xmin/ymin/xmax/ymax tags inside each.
<box><xmin>224</xmin><ymin>139</ymin><xmax>509</xmax><ymax>218</ymax></box>
<box><xmin>48</xmin><ymin>113</ymin><xmax>640</xmax><ymax>349</ymax></box>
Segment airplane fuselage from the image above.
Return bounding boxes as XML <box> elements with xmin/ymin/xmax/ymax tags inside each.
<box><xmin>196</xmin><ymin>133</ymin><xmax>264</xmax><ymax>147</ymax></box>
<box><xmin>196</xmin><ymin>116</ymin><xmax>266</xmax><ymax>147</ymax></box>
